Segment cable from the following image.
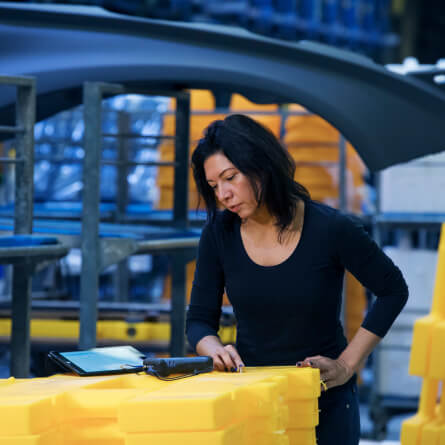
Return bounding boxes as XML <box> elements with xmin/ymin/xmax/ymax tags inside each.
<box><xmin>122</xmin><ymin>362</ymin><xmax>213</xmax><ymax>380</ymax></box>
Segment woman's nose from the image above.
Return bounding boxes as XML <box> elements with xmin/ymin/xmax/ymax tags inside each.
<box><xmin>217</xmin><ymin>184</ymin><xmax>231</xmax><ymax>202</ymax></box>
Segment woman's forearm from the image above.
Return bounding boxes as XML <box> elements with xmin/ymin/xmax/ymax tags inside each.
<box><xmin>338</xmin><ymin>326</ymin><xmax>381</xmax><ymax>373</ymax></box>
<box><xmin>301</xmin><ymin>326</ymin><xmax>381</xmax><ymax>389</ymax></box>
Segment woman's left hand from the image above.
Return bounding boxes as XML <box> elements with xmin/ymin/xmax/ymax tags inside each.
<box><xmin>296</xmin><ymin>355</ymin><xmax>354</xmax><ymax>390</ymax></box>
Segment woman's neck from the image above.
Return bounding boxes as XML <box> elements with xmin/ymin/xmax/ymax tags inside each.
<box><xmin>242</xmin><ymin>205</ymin><xmax>276</xmax><ymax>231</ymax></box>
<box><xmin>241</xmin><ymin>200</ymin><xmax>304</xmax><ymax>240</ymax></box>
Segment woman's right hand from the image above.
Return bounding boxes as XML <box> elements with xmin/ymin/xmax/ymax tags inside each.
<box><xmin>196</xmin><ymin>335</ymin><xmax>245</xmax><ymax>372</ymax></box>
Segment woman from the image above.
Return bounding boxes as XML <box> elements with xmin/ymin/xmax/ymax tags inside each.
<box><xmin>185</xmin><ymin>114</ymin><xmax>408</xmax><ymax>444</ymax></box>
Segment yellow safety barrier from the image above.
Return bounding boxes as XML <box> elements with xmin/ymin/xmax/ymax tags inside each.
<box><xmin>0</xmin><ymin>319</ymin><xmax>236</xmax><ymax>345</ymax></box>
<box><xmin>0</xmin><ymin>366</ymin><xmax>320</xmax><ymax>444</ymax></box>
<box><xmin>401</xmin><ymin>223</ymin><xmax>445</xmax><ymax>445</ymax></box>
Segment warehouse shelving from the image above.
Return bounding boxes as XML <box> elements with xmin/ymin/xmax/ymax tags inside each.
<box><xmin>78</xmin><ymin>81</ymin><xmax>198</xmax><ymax>355</ymax></box>
<box><xmin>0</xmin><ymin>79</ymin><xmax>203</xmax><ymax>373</ymax></box>
<box><xmin>366</xmin><ymin>57</ymin><xmax>445</xmax><ymax>438</ymax></box>
<box><xmin>367</xmin><ymin>167</ymin><xmax>445</xmax><ymax>439</ymax></box>
<box><xmin>0</xmin><ymin>75</ymin><xmax>69</xmax><ymax>377</ymax></box>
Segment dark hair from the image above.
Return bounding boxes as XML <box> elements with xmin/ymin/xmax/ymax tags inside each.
<box><xmin>191</xmin><ymin>114</ymin><xmax>310</xmax><ymax>236</ymax></box>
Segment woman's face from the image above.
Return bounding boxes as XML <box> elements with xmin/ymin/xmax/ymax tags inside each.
<box><xmin>204</xmin><ymin>152</ymin><xmax>259</xmax><ymax>219</ymax></box>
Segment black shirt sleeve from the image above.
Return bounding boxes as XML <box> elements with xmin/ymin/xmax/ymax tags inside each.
<box><xmin>186</xmin><ymin>222</ymin><xmax>225</xmax><ymax>351</ymax></box>
<box><xmin>332</xmin><ymin>212</ymin><xmax>409</xmax><ymax>338</ymax></box>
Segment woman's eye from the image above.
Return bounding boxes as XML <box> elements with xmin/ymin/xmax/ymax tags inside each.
<box><xmin>227</xmin><ymin>174</ymin><xmax>236</xmax><ymax>181</ymax></box>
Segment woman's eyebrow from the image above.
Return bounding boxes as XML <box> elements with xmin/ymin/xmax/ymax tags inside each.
<box><xmin>207</xmin><ymin>167</ymin><xmax>237</xmax><ymax>182</ymax></box>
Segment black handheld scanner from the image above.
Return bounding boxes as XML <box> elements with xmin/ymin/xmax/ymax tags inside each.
<box><xmin>143</xmin><ymin>356</ymin><xmax>213</xmax><ymax>377</ymax></box>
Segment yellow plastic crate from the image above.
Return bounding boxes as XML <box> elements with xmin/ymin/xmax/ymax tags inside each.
<box><xmin>0</xmin><ymin>367</ymin><xmax>319</xmax><ymax>445</ymax></box>
<box><xmin>125</xmin><ymin>422</ymin><xmax>243</xmax><ymax>445</ymax></box>
<box><xmin>401</xmin><ymin>224</ymin><xmax>445</xmax><ymax>445</ymax></box>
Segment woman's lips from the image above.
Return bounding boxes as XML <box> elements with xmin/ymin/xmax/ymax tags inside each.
<box><xmin>229</xmin><ymin>204</ymin><xmax>241</xmax><ymax>212</ymax></box>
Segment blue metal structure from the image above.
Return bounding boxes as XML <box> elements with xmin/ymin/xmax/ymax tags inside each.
<box><xmin>0</xmin><ymin>3</ymin><xmax>444</xmax><ymax>171</ymax></box>
<box><xmin>12</xmin><ymin>0</ymin><xmax>396</xmax><ymax>56</ymax></box>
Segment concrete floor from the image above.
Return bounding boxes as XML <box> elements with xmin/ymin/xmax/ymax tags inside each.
<box><xmin>359</xmin><ymin>401</ymin><xmax>411</xmax><ymax>444</ymax></box>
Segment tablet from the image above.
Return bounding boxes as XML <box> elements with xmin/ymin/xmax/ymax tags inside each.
<box><xmin>48</xmin><ymin>345</ymin><xmax>146</xmax><ymax>376</ymax></box>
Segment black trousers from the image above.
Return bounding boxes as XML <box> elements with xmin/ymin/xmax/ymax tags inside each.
<box><xmin>316</xmin><ymin>375</ymin><xmax>360</xmax><ymax>445</ymax></box>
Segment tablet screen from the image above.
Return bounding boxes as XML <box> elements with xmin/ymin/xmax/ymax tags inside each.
<box><xmin>50</xmin><ymin>346</ymin><xmax>146</xmax><ymax>375</ymax></box>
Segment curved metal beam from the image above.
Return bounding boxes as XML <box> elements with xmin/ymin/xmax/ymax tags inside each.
<box><xmin>0</xmin><ymin>3</ymin><xmax>444</xmax><ymax>171</ymax></box>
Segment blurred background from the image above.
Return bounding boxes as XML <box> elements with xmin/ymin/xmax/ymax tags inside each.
<box><xmin>0</xmin><ymin>1</ymin><xmax>444</xmax><ymax>443</ymax></box>
<box><xmin>5</xmin><ymin>0</ymin><xmax>445</xmax><ymax>63</ymax></box>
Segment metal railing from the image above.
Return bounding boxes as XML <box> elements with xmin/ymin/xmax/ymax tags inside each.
<box><xmin>0</xmin><ymin>75</ymin><xmax>70</xmax><ymax>377</ymax></box>
<box><xmin>79</xmin><ymin>82</ymin><xmax>193</xmax><ymax>356</ymax></box>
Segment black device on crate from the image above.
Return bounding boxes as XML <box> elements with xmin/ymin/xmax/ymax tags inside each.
<box><xmin>142</xmin><ymin>356</ymin><xmax>213</xmax><ymax>379</ymax></box>
<box><xmin>48</xmin><ymin>345</ymin><xmax>213</xmax><ymax>380</ymax></box>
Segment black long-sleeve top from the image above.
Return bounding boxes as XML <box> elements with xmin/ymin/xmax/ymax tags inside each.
<box><xmin>186</xmin><ymin>200</ymin><xmax>408</xmax><ymax>366</ymax></box>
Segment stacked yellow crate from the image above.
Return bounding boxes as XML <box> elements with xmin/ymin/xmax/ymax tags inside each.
<box><xmin>0</xmin><ymin>367</ymin><xmax>320</xmax><ymax>445</ymax></box>
<box><xmin>229</xmin><ymin>93</ymin><xmax>281</xmax><ymax>137</ymax></box>
<box><xmin>401</xmin><ymin>223</ymin><xmax>445</xmax><ymax>445</ymax></box>
<box><xmin>156</xmin><ymin>89</ymin><xmax>223</xmax><ymax>210</ymax></box>
<box><xmin>157</xmin><ymin>90</ymin><xmax>224</xmax><ymax>303</ymax></box>
<box><xmin>284</xmin><ymin>104</ymin><xmax>366</xmax><ymax>212</ymax></box>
